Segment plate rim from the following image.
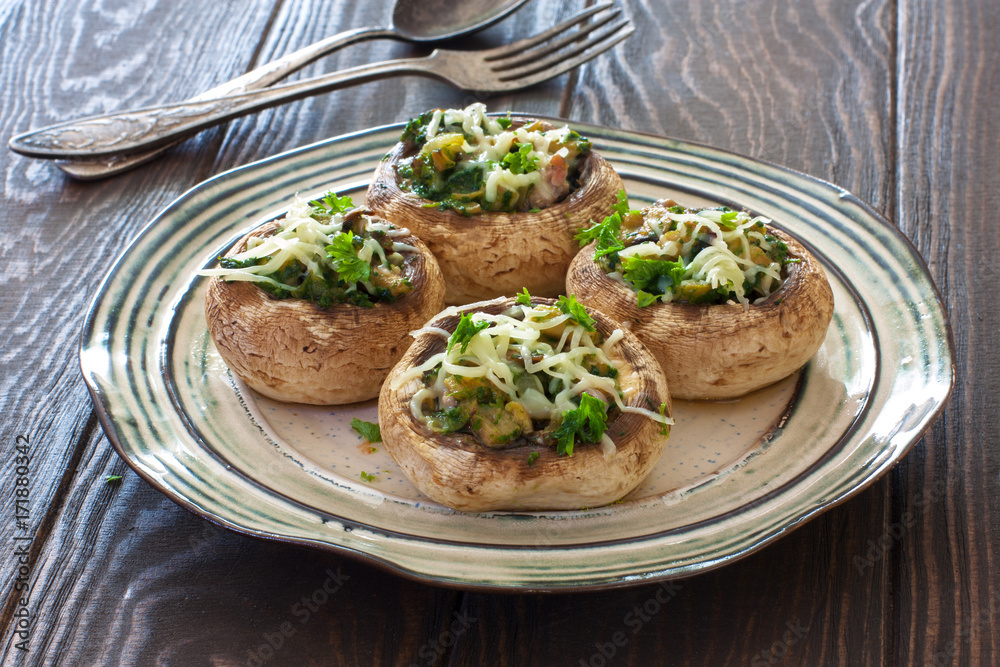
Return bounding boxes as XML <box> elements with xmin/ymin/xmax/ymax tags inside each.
<box><xmin>80</xmin><ymin>118</ymin><xmax>955</xmax><ymax>591</ymax></box>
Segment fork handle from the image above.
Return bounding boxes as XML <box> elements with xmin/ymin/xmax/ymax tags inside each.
<box><xmin>10</xmin><ymin>53</ymin><xmax>435</xmax><ymax>160</ymax></box>
<box><xmin>47</xmin><ymin>26</ymin><xmax>397</xmax><ymax>178</ymax></box>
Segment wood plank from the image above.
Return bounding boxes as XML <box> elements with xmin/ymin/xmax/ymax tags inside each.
<box><xmin>9</xmin><ymin>0</ymin><xmax>995</xmax><ymax>663</ymax></box>
<box><xmin>0</xmin><ymin>0</ymin><xmax>285</xmax><ymax>656</ymax></box>
<box><xmin>0</xmin><ymin>0</ymin><xmax>575</xmax><ymax>662</ymax></box>
<box><xmin>428</xmin><ymin>1</ymin><xmax>899</xmax><ymax>665</ymax></box>
<box><xmin>894</xmin><ymin>0</ymin><xmax>1000</xmax><ymax>664</ymax></box>
<box><xmin>496</xmin><ymin>0</ymin><xmax>897</xmax><ymax>664</ymax></box>
<box><xmin>2</xmin><ymin>434</ymin><xmax>463</xmax><ymax>664</ymax></box>
<box><xmin>568</xmin><ymin>0</ymin><xmax>897</xmax><ymax>213</ymax></box>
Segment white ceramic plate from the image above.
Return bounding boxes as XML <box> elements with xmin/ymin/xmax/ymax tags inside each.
<box><xmin>80</xmin><ymin>120</ymin><xmax>953</xmax><ymax>591</ymax></box>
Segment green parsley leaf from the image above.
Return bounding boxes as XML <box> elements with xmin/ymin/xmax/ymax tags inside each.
<box><xmin>669</xmin><ymin>263</ymin><xmax>689</xmax><ymax>289</ymax></box>
<box><xmin>105</xmin><ymin>474</ymin><xmax>123</xmax><ymax>484</ymax></box>
<box><xmin>636</xmin><ymin>290</ymin><xmax>658</xmax><ymax>308</ymax></box>
<box><xmin>527</xmin><ymin>452</ymin><xmax>540</xmax><ymax>467</ymax></box>
<box><xmin>448</xmin><ymin>313</ymin><xmax>490</xmax><ymax>353</ymax></box>
<box><xmin>577</xmin><ymin>190</ymin><xmax>639</xmax><ymax>258</ymax></box>
<box><xmin>401</xmin><ymin>110</ymin><xmax>435</xmax><ymax>144</ymax></box>
<box><xmin>575</xmin><ymin>212</ymin><xmax>624</xmax><ymax>259</ymax></box>
<box><xmin>501</xmin><ymin>142</ymin><xmax>539</xmax><ymax>174</ymax></box>
<box><xmin>611</xmin><ymin>189</ymin><xmax>632</xmax><ymax>217</ymax></box>
<box><xmin>552</xmin><ymin>393</ymin><xmax>609</xmax><ymax>456</ymax></box>
<box><xmin>309</xmin><ymin>191</ymin><xmax>354</xmax><ymax>216</ymax></box>
<box><xmin>719</xmin><ymin>210</ymin><xmax>738</xmax><ymax>229</ymax></box>
<box><xmin>658</xmin><ymin>402</ymin><xmax>670</xmax><ymax>436</ymax></box>
<box><xmin>326</xmin><ymin>231</ymin><xmax>371</xmax><ymax>284</ymax></box>
<box><xmin>556</xmin><ymin>295</ymin><xmax>596</xmax><ymax>332</ymax></box>
<box><xmin>765</xmin><ymin>234</ymin><xmax>790</xmax><ymax>264</ymax></box>
<box><xmin>360</xmin><ymin>471</ymin><xmax>377</xmax><ymax>482</ymax></box>
<box><xmin>621</xmin><ymin>256</ymin><xmax>686</xmax><ymax>292</ymax></box>
<box><xmin>574</xmin><ymin>217</ymin><xmax>605</xmax><ymax>246</ymax></box>
<box><xmin>609</xmin><ymin>189</ymin><xmax>642</xmax><ymax>220</ymax></box>
<box><xmin>496</xmin><ymin>115</ymin><xmax>513</xmax><ymax>130</ymax></box>
<box><xmin>350</xmin><ymin>418</ymin><xmax>382</xmax><ymax>443</ymax></box>
<box><xmin>515</xmin><ymin>287</ymin><xmax>532</xmax><ymax>306</ymax></box>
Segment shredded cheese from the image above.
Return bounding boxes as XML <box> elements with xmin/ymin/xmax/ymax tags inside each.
<box><xmin>393</xmin><ymin>300</ymin><xmax>672</xmax><ymax>456</ymax></box>
<box><xmin>605</xmin><ymin>201</ymin><xmax>787</xmax><ymax>308</ymax></box>
<box><xmin>403</xmin><ymin>103</ymin><xmax>589</xmax><ymax>212</ymax></box>
<box><xmin>197</xmin><ymin>194</ymin><xmax>415</xmax><ymax>306</ymax></box>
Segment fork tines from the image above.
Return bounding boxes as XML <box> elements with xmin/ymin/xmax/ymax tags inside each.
<box><xmin>485</xmin><ymin>2</ymin><xmax>633</xmax><ymax>83</ymax></box>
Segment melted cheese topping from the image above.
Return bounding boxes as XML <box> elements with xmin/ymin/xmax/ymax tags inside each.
<box><xmin>414</xmin><ymin>103</ymin><xmax>584</xmax><ymax>210</ymax></box>
<box><xmin>674</xmin><ymin>210</ymin><xmax>780</xmax><ymax>304</ymax></box>
<box><xmin>392</xmin><ymin>299</ymin><xmax>672</xmax><ymax>457</ymax></box>
<box><xmin>615</xmin><ymin>205</ymin><xmax>785</xmax><ymax>308</ymax></box>
<box><xmin>198</xmin><ymin>196</ymin><xmax>412</xmax><ymax>296</ymax></box>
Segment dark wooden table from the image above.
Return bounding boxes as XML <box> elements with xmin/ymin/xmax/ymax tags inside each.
<box><xmin>1</xmin><ymin>0</ymin><xmax>995</xmax><ymax>664</ymax></box>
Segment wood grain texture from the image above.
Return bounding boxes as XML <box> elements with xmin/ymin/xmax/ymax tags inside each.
<box><xmin>2</xmin><ymin>451</ymin><xmax>461</xmax><ymax>665</ymax></box>
<box><xmin>0</xmin><ymin>0</ymin><xmax>993</xmax><ymax>664</ymax></box>
<box><xmin>0</xmin><ymin>0</ymin><xmax>567</xmax><ymax>663</ymax></box>
<box><xmin>569</xmin><ymin>0</ymin><xmax>896</xmax><ymax>214</ymax></box>
<box><xmin>557</xmin><ymin>1</ymin><xmax>897</xmax><ymax>664</ymax></box>
<box><xmin>0</xmin><ymin>0</ymin><xmax>280</xmax><ymax>658</ymax></box>
<box><xmin>894</xmin><ymin>0</ymin><xmax>1000</xmax><ymax>665</ymax></box>
<box><xmin>204</xmin><ymin>0</ymin><xmax>582</xmax><ymax>171</ymax></box>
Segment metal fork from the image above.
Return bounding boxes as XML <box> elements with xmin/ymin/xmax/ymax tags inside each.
<box><xmin>9</xmin><ymin>6</ymin><xmax>632</xmax><ymax>163</ymax></box>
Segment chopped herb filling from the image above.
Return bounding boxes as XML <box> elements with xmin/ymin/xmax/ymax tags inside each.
<box><xmin>396</xmin><ymin>103</ymin><xmax>592</xmax><ymax>215</ymax></box>
<box><xmin>199</xmin><ymin>191</ymin><xmax>415</xmax><ymax>308</ymax></box>
<box><xmin>578</xmin><ymin>193</ymin><xmax>792</xmax><ymax>307</ymax></box>
<box><xmin>394</xmin><ymin>292</ymin><xmax>672</xmax><ymax>455</ymax></box>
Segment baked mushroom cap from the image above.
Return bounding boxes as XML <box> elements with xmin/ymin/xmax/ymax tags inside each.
<box><xmin>378</xmin><ymin>296</ymin><xmax>672</xmax><ymax>512</ymax></box>
<box><xmin>205</xmin><ymin>220</ymin><xmax>445</xmax><ymax>405</ymax></box>
<box><xmin>566</xmin><ymin>228</ymin><xmax>834</xmax><ymax>400</ymax></box>
<box><xmin>365</xmin><ymin>123</ymin><xmax>624</xmax><ymax>306</ymax></box>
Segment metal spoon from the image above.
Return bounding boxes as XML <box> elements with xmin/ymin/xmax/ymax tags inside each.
<box><xmin>55</xmin><ymin>0</ymin><xmax>530</xmax><ymax>180</ymax></box>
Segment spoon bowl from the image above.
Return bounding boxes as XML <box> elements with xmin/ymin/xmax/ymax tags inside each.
<box><xmin>394</xmin><ymin>0</ymin><xmax>528</xmax><ymax>41</ymax></box>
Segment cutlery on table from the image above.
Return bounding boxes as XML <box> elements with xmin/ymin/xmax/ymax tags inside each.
<box><xmin>51</xmin><ymin>0</ymin><xmax>532</xmax><ymax>180</ymax></box>
<box><xmin>9</xmin><ymin>4</ymin><xmax>631</xmax><ymax>173</ymax></box>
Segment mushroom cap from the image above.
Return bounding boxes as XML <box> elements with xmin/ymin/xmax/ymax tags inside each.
<box><xmin>205</xmin><ymin>220</ymin><xmax>446</xmax><ymax>405</ymax></box>
<box><xmin>378</xmin><ymin>297</ymin><xmax>672</xmax><ymax>512</ymax></box>
<box><xmin>365</xmin><ymin>123</ymin><xmax>624</xmax><ymax>305</ymax></box>
<box><xmin>566</xmin><ymin>228</ymin><xmax>835</xmax><ymax>400</ymax></box>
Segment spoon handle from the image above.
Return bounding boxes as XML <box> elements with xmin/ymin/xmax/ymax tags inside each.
<box><xmin>195</xmin><ymin>27</ymin><xmax>398</xmax><ymax>97</ymax></box>
<box><xmin>50</xmin><ymin>26</ymin><xmax>397</xmax><ymax>179</ymax></box>
<box><xmin>9</xmin><ymin>57</ymin><xmax>437</xmax><ymax>160</ymax></box>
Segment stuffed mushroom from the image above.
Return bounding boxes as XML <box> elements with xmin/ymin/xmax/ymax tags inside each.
<box><xmin>378</xmin><ymin>293</ymin><xmax>672</xmax><ymax>512</ymax></box>
<box><xmin>201</xmin><ymin>191</ymin><xmax>445</xmax><ymax>405</ymax></box>
<box><xmin>566</xmin><ymin>196</ymin><xmax>834</xmax><ymax>400</ymax></box>
<box><xmin>366</xmin><ymin>103</ymin><xmax>624</xmax><ymax>305</ymax></box>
